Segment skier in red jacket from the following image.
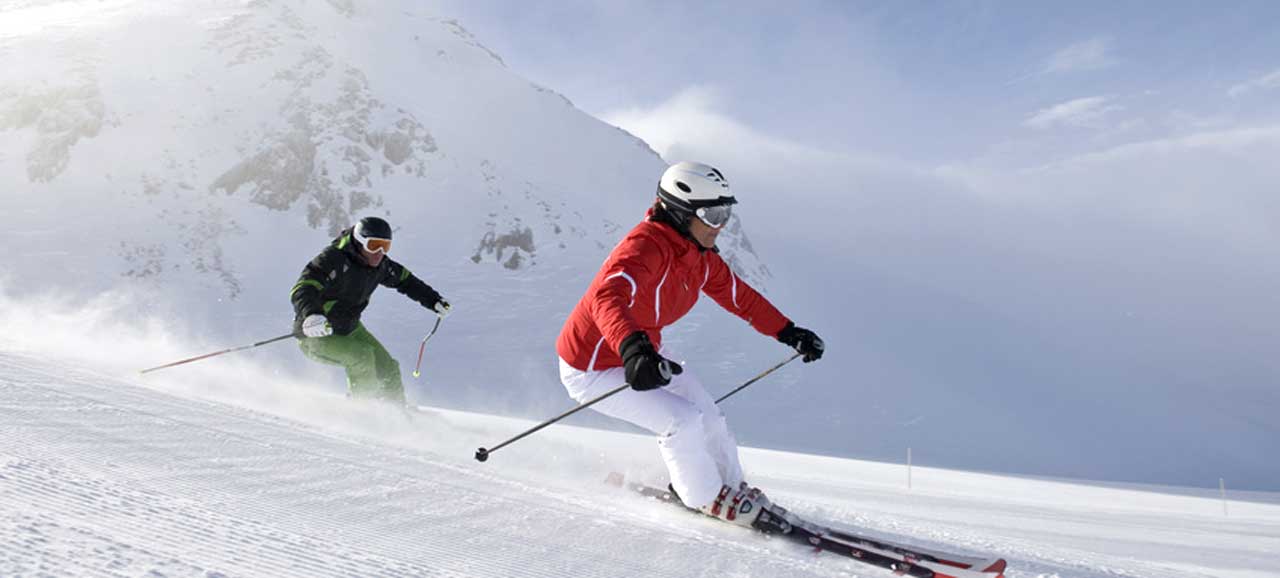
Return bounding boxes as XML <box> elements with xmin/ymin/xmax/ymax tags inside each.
<box><xmin>556</xmin><ymin>161</ymin><xmax>824</xmax><ymax>527</ymax></box>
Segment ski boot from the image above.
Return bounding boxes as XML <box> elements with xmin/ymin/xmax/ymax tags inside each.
<box><xmin>699</xmin><ymin>483</ymin><xmax>771</xmax><ymax>528</ymax></box>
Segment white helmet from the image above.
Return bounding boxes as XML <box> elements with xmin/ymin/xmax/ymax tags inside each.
<box><xmin>656</xmin><ymin>162</ymin><xmax>737</xmax><ymax>228</ymax></box>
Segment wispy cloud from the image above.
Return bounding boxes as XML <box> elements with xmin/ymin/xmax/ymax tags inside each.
<box><xmin>600</xmin><ymin>85</ymin><xmax>925</xmax><ymax>180</ymax></box>
<box><xmin>602</xmin><ymin>86</ymin><xmax>831</xmax><ymax>163</ymax></box>
<box><xmin>1023</xmin><ymin>96</ymin><xmax>1120</xmax><ymax>129</ymax></box>
<box><xmin>1043</xmin><ymin>37</ymin><xmax>1115</xmax><ymax>74</ymax></box>
<box><xmin>1227</xmin><ymin>68</ymin><xmax>1280</xmax><ymax>98</ymax></box>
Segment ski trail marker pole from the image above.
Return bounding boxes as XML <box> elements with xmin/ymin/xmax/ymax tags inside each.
<box><xmin>412</xmin><ymin>316</ymin><xmax>443</xmax><ymax>378</ymax></box>
<box><xmin>714</xmin><ymin>352</ymin><xmax>801</xmax><ymax>404</ymax></box>
<box><xmin>139</xmin><ymin>332</ymin><xmax>296</xmax><ymax>375</ymax></box>
<box><xmin>476</xmin><ymin>352</ymin><xmax>803</xmax><ymax>463</ymax></box>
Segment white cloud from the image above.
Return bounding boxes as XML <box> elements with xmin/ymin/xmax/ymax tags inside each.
<box><xmin>1227</xmin><ymin>68</ymin><xmax>1280</xmax><ymax>98</ymax></box>
<box><xmin>1023</xmin><ymin>96</ymin><xmax>1120</xmax><ymax>130</ymax></box>
<box><xmin>1043</xmin><ymin>37</ymin><xmax>1116</xmax><ymax>74</ymax></box>
<box><xmin>598</xmin><ymin>85</ymin><xmax>939</xmax><ymax>197</ymax></box>
<box><xmin>600</xmin><ymin>86</ymin><xmax>813</xmax><ymax>162</ymax></box>
<box><xmin>604</xmin><ymin>86</ymin><xmax>1280</xmax><ymax>256</ymax></box>
<box><xmin>1032</xmin><ymin>123</ymin><xmax>1280</xmax><ymax>172</ymax></box>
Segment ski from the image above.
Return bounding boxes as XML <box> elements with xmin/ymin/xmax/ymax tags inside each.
<box><xmin>772</xmin><ymin>508</ymin><xmax>1007</xmax><ymax>577</ymax></box>
<box><xmin>607</xmin><ymin>473</ymin><xmax>1006</xmax><ymax>578</ymax></box>
<box><xmin>819</xmin><ymin>525</ymin><xmax>1005</xmax><ymax>573</ymax></box>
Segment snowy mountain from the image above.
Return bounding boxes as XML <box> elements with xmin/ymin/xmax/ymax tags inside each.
<box><xmin>2</xmin><ymin>0</ymin><xmax>1277</xmax><ymax>495</ymax></box>
<box><xmin>2</xmin><ymin>348</ymin><xmax>1278</xmax><ymax>577</ymax></box>
<box><xmin>0</xmin><ymin>0</ymin><xmax>779</xmax><ymax>426</ymax></box>
<box><xmin>0</xmin><ymin>0</ymin><xmax>769</xmax><ymax>299</ymax></box>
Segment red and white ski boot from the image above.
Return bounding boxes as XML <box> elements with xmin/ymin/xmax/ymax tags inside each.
<box><xmin>700</xmin><ymin>483</ymin><xmax>771</xmax><ymax>528</ymax></box>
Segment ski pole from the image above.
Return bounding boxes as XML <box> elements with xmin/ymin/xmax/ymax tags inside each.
<box><xmin>411</xmin><ymin>316</ymin><xmax>443</xmax><ymax>378</ymax></box>
<box><xmin>475</xmin><ymin>382</ymin><xmax>631</xmax><ymax>462</ymax></box>
<box><xmin>714</xmin><ymin>352</ymin><xmax>801</xmax><ymax>404</ymax></box>
<box><xmin>139</xmin><ymin>332</ymin><xmax>296</xmax><ymax>375</ymax></box>
<box><xmin>475</xmin><ymin>353</ymin><xmax>803</xmax><ymax>463</ymax></box>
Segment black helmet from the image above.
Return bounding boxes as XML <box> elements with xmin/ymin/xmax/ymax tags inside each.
<box><xmin>354</xmin><ymin>216</ymin><xmax>393</xmax><ymax>254</ymax></box>
<box><xmin>355</xmin><ymin>216</ymin><xmax>392</xmax><ymax>240</ymax></box>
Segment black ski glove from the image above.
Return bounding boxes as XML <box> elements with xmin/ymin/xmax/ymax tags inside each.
<box><xmin>777</xmin><ymin>322</ymin><xmax>825</xmax><ymax>362</ymax></box>
<box><xmin>620</xmin><ymin>331</ymin><xmax>683</xmax><ymax>391</ymax></box>
<box><xmin>329</xmin><ymin>316</ymin><xmax>357</xmax><ymax>336</ymax></box>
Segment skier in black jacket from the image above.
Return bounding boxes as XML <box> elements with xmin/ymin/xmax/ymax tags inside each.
<box><xmin>290</xmin><ymin>216</ymin><xmax>450</xmax><ymax>403</ymax></box>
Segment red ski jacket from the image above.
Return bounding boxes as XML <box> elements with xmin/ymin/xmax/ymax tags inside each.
<box><xmin>557</xmin><ymin>212</ymin><xmax>790</xmax><ymax>372</ymax></box>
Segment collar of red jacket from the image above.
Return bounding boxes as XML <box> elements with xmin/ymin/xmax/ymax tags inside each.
<box><xmin>644</xmin><ymin>206</ymin><xmax>719</xmax><ymax>254</ymax></box>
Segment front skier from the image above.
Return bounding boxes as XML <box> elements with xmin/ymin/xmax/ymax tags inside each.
<box><xmin>556</xmin><ymin>162</ymin><xmax>824</xmax><ymax>527</ymax></box>
<box><xmin>291</xmin><ymin>216</ymin><xmax>451</xmax><ymax>405</ymax></box>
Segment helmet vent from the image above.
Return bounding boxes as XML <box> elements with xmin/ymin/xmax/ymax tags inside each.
<box><xmin>676</xmin><ymin>181</ymin><xmax>692</xmax><ymax>193</ymax></box>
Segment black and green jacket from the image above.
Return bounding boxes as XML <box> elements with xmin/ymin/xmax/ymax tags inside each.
<box><xmin>290</xmin><ymin>228</ymin><xmax>443</xmax><ymax>336</ymax></box>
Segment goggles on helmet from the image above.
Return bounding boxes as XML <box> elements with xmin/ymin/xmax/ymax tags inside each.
<box><xmin>694</xmin><ymin>203</ymin><xmax>733</xmax><ymax>229</ymax></box>
<box><xmin>361</xmin><ymin>237</ymin><xmax>391</xmax><ymax>254</ymax></box>
<box><xmin>353</xmin><ymin>229</ymin><xmax>392</xmax><ymax>254</ymax></box>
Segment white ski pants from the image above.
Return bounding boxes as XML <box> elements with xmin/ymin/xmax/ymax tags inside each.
<box><xmin>559</xmin><ymin>353</ymin><xmax>744</xmax><ymax>509</ymax></box>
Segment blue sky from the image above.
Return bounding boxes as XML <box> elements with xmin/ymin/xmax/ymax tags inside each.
<box><xmin>441</xmin><ymin>1</ymin><xmax>1280</xmax><ymax>165</ymax></box>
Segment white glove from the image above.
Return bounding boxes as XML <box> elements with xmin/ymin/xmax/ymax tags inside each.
<box><xmin>302</xmin><ymin>314</ymin><xmax>332</xmax><ymax>338</ymax></box>
<box><xmin>433</xmin><ymin>298</ymin><xmax>452</xmax><ymax>319</ymax></box>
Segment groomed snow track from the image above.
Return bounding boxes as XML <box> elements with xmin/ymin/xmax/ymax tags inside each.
<box><xmin>0</xmin><ymin>352</ymin><xmax>885</xmax><ymax>577</ymax></box>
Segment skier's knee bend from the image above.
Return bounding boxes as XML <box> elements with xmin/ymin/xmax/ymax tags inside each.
<box><xmin>382</xmin><ymin>357</ymin><xmax>402</xmax><ymax>381</ymax></box>
<box><xmin>661</xmin><ymin>406</ymin><xmax>706</xmax><ymax>443</ymax></box>
<box><xmin>350</xmin><ymin>344</ymin><xmax>378</xmax><ymax>370</ymax></box>
<box><xmin>703</xmin><ymin>408</ymin><xmax>730</xmax><ymax>433</ymax></box>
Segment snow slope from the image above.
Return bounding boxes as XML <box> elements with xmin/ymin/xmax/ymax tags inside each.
<box><xmin>3</xmin><ymin>349</ymin><xmax>1277</xmax><ymax>578</ymax></box>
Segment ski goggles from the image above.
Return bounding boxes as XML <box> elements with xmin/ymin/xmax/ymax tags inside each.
<box><xmin>694</xmin><ymin>204</ymin><xmax>733</xmax><ymax>229</ymax></box>
<box><xmin>360</xmin><ymin>237</ymin><xmax>392</xmax><ymax>254</ymax></box>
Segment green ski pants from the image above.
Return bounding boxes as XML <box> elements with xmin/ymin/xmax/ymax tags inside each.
<box><xmin>297</xmin><ymin>323</ymin><xmax>405</xmax><ymax>404</ymax></box>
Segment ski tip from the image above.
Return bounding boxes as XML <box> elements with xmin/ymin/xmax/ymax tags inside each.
<box><xmin>474</xmin><ymin>447</ymin><xmax>489</xmax><ymax>462</ymax></box>
<box><xmin>981</xmin><ymin>559</ymin><xmax>1007</xmax><ymax>574</ymax></box>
